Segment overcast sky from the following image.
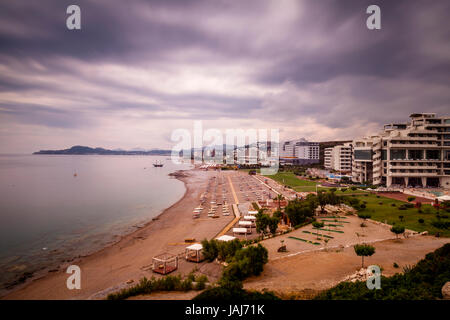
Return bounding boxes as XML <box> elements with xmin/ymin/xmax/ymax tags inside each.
<box><xmin>1</xmin><ymin>0</ymin><xmax>449</xmax><ymax>153</ymax></box>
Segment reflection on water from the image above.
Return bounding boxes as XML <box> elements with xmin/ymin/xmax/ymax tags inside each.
<box><xmin>0</xmin><ymin>154</ymin><xmax>191</xmax><ymax>293</ymax></box>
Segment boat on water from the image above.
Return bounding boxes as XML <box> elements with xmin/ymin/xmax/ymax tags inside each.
<box><xmin>153</xmin><ymin>160</ymin><xmax>164</xmax><ymax>167</ymax></box>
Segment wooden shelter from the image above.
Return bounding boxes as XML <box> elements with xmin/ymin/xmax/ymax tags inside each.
<box><xmin>152</xmin><ymin>253</ymin><xmax>178</xmax><ymax>275</ymax></box>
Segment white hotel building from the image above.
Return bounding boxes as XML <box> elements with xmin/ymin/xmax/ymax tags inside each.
<box><xmin>280</xmin><ymin>138</ymin><xmax>319</xmax><ymax>165</ymax></box>
<box><xmin>324</xmin><ymin>144</ymin><xmax>352</xmax><ymax>173</ymax></box>
<box><xmin>352</xmin><ymin>113</ymin><xmax>450</xmax><ymax>189</ymax></box>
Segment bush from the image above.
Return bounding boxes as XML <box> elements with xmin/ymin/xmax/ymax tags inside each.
<box><xmin>393</xmin><ymin>262</ymin><xmax>399</xmax><ymax>268</ymax></box>
<box><xmin>360</xmin><ymin>203</ymin><xmax>366</xmax><ymax>209</ymax></box>
<box><xmin>431</xmin><ymin>220</ymin><xmax>450</xmax><ymax>230</ymax></box>
<box><xmin>391</xmin><ymin>203</ymin><xmax>396</xmax><ymax>207</ymax></box>
<box><xmin>418</xmin><ymin>218</ymin><xmax>425</xmax><ymax>224</ymax></box>
<box><xmin>195</xmin><ymin>275</ymin><xmax>208</xmax><ymax>290</ymax></box>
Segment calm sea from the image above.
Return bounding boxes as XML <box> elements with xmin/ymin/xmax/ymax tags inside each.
<box><xmin>0</xmin><ymin>154</ymin><xmax>191</xmax><ymax>293</ymax></box>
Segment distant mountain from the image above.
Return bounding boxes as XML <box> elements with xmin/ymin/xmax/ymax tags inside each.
<box><xmin>33</xmin><ymin>145</ymin><xmax>172</xmax><ymax>156</ymax></box>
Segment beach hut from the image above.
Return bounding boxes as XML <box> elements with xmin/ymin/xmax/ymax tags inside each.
<box><xmin>185</xmin><ymin>243</ymin><xmax>204</xmax><ymax>263</ymax></box>
<box><xmin>216</xmin><ymin>235</ymin><xmax>236</xmax><ymax>242</ymax></box>
<box><xmin>152</xmin><ymin>253</ymin><xmax>178</xmax><ymax>275</ymax></box>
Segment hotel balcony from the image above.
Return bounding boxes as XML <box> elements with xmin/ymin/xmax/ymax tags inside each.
<box><xmin>391</xmin><ymin>167</ymin><xmax>438</xmax><ymax>171</ymax></box>
<box><xmin>389</xmin><ymin>172</ymin><xmax>437</xmax><ymax>177</ymax></box>
<box><xmin>389</xmin><ymin>142</ymin><xmax>439</xmax><ymax>148</ymax></box>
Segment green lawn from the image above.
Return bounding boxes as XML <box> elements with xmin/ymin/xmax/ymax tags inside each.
<box><xmin>354</xmin><ymin>193</ymin><xmax>449</xmax><ymax>237</ymax></box>
<box><xmin>264</xmin><ymin>172</ymin><xmax>367</xmax><ymax>194</ymax></box>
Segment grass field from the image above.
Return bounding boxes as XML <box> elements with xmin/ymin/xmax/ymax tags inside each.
<box><xmin>264</xmin><ymin>172</ymin><xmax>366</xmax><ymax>194</ymax></box>
<box><xmin>264</xmin><ymin>172</ymin><xmax>318</xmax><ymax>192</ymax></box>
<box><xmin>355</xmin><ymin>193</ymin><xmax>449</xmax><ymax>237</ymax></box>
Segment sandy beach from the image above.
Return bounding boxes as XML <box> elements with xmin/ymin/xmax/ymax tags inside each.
<box><xmin>3</xmin><ymin>168</ymin><xmax>233</xmax><ymax>300</ymax></box>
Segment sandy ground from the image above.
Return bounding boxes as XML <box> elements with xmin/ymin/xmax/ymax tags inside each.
<box><xmin>244</xmin><ymin>236</ymin><xmax>450</xmax><ymax>297</ymax></box>
<box><xmin>3</xmin><ymin>168</ymin><xmax>233</xmax><ymax>300</ymax></box>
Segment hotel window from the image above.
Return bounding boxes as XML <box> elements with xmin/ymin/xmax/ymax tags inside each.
<box><xmin>426</xmin><ymin>150</ymin><xmax>440</xmax><ymax>160</ymax></box>
<box><xmin>390</xmin><ymin>149</ymin><xmax>406</xmax><ymax>160</ymax></box>
<box><xmin>445</xmin><ymin>151</ymin><xmax>450</xmax><ymax>161</ymax></box>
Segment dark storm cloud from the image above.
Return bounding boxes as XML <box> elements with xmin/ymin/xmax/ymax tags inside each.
<box><xmin>0</xmin><ymin>0</ymin><xmax>449</xmax><ymax>151</ymax></box>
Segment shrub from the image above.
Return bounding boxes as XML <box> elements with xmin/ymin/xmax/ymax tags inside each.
<box><xmin>195</xmin><ymin>275</ymin><xmax>208</xmax><ymax>290</ymax></box>
<box><xmin>391</xmin><ymin>203</ymin><xmax>396</xmax><ymax>207</ymax></box>
<box><xmin>393</xmin><ymin>262</ymin><xmax>399</xmax><ymax>268</ymax></box>
<box><xmin>431</xmin><ymin>220</ymin><xmax>450</xmax><ymax>229</ymax></box>
<box><xmin>407</xmin><ymin>196</ymin><xmax>416</xmax><ymax>202</ymax></box>
<box><xmin>418</xmin><ymin>218</ymin><xmax>425</xmax><ymax>224</ymax></box>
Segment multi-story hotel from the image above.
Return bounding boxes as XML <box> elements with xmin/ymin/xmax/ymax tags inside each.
<box><xmin>352</xmin><ymin>113</ymin><xmax>450</xmax><ymax>189</ymax></box>
<box><xmin>280</xmin><ymin>138</ymin><xmax>320</xmax><ymax>165</ymax></box>
<box><xmin>324</xmin><ymin>143</ymin><xmax>352</xmax><ymax>173</ymax></box>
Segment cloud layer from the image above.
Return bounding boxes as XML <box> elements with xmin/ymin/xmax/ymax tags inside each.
<box><xmin>0</xmin><ymin>0</ymin><xmax>449</xmax><ymax>152</ymax></box>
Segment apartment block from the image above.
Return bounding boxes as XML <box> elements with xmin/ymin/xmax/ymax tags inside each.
<box><xmin>352</xmin><ymin>113</ymin><xmax>450</xmax><ymax>189</ymax></box>
<box><xmin>280</xmin><ymin>138</ymin><xmax>320</xmax><ymax>165</ymax></box>
<box><xmin>324</xmin><ymin>144</ymin><xmax>352</xmax><ymax>173</ymax></box>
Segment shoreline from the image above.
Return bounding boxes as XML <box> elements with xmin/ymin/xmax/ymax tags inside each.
<box><xmin>3</xmin><ymin>167</ymin><xmax>233</xmax><ymax>300</ymax></box>
<box><xmin>1</xmin><ymin>168</ymin><xmax>192</xmax><ymax>299</ymax></box>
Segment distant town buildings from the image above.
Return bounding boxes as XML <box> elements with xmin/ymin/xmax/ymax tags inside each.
<box><xmin>352</xmin><ymin>113</ymin><xmax>450</xmax><ymax>188</ymax></box>
<box><xmin>280</xmin><ymin>138</ymin><xmax>319</xmax><ymax>165</ymax></box>
<box><xmin>324</xmin><ymin>143</ymin><xmax>352</xmax><ymax>173</ymax></box>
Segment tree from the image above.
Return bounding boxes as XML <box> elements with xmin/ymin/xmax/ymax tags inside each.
<box><xmin>399</xmin><ymin>215</ymin><xmax>404</xmax><ymax>222</ymax></box>
<box><xmin>275</xmin><ymin>194</ymin><xmax>285</xmax><ymax>210</ymax></box>
<box><xmin>284</xmin><ymin>199</ymin><xmax>315</xmax><ymax>227</ymax></box>
<box><xmin>268</xmin><ymin>216</ymin><xmax>280</xmax><ymax>235</ymax></box>
<box><xmin>353</xmin><ymin>244</ymin><xmax>375</xmax><ymax>268</ymax></box>
<box><xmin>317</xmin><ymin>191</ymin><xmax>328</xmax><ymax>214</ymax></box>
<box><xmin>390</xmin><ymin>225</ymin><xmax>405</xmax><ymax>239</ymax></box>
<box><xmin>312</xmin><ymin>221</ymin><xmax>325</xmax><ymax>239</ymax></box>
<box><xmin>407</xmin><ymin>196</ymin><xmax>416</xmax><ymax>203</ymax></box>
<box><xmin>256</xmin><ymin>213</ymin><xmax>270</xmax><ymax>237</ymax></box>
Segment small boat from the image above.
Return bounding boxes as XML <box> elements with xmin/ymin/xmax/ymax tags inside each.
<box><xmin>153</xmin><ymin>160</ymin><xmax>164</xmax><ymax>167</ymax></box>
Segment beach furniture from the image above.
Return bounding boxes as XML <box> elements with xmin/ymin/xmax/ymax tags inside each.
<box><xmin>243</xmin><ymin>215</ymin><xmax>256</xmax><ymax>221</ymax></box>
<box><xmin>247</xmin><ymin>210</ymin><xmax>258</xmax><ymax>215</ymax></box>
<box><xmin>152</xmin><ymin>253</ymin><xmax>178</xmax><ymax>275</ymax></box>
<box><xmin>185</xmin><ymin>243</ymin><xmax>204</xmax><ymax>263</ymax></box>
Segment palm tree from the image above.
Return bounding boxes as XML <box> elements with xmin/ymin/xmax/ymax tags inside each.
<box><xmin>276</xmin><ymin>194</ymin><xmax>285</xmax><ymax>209</ymax></box>
<box><xmin>276</xmin><ymin>194</ymin><xmax>285</xmax><ymax>223</ymax></box>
